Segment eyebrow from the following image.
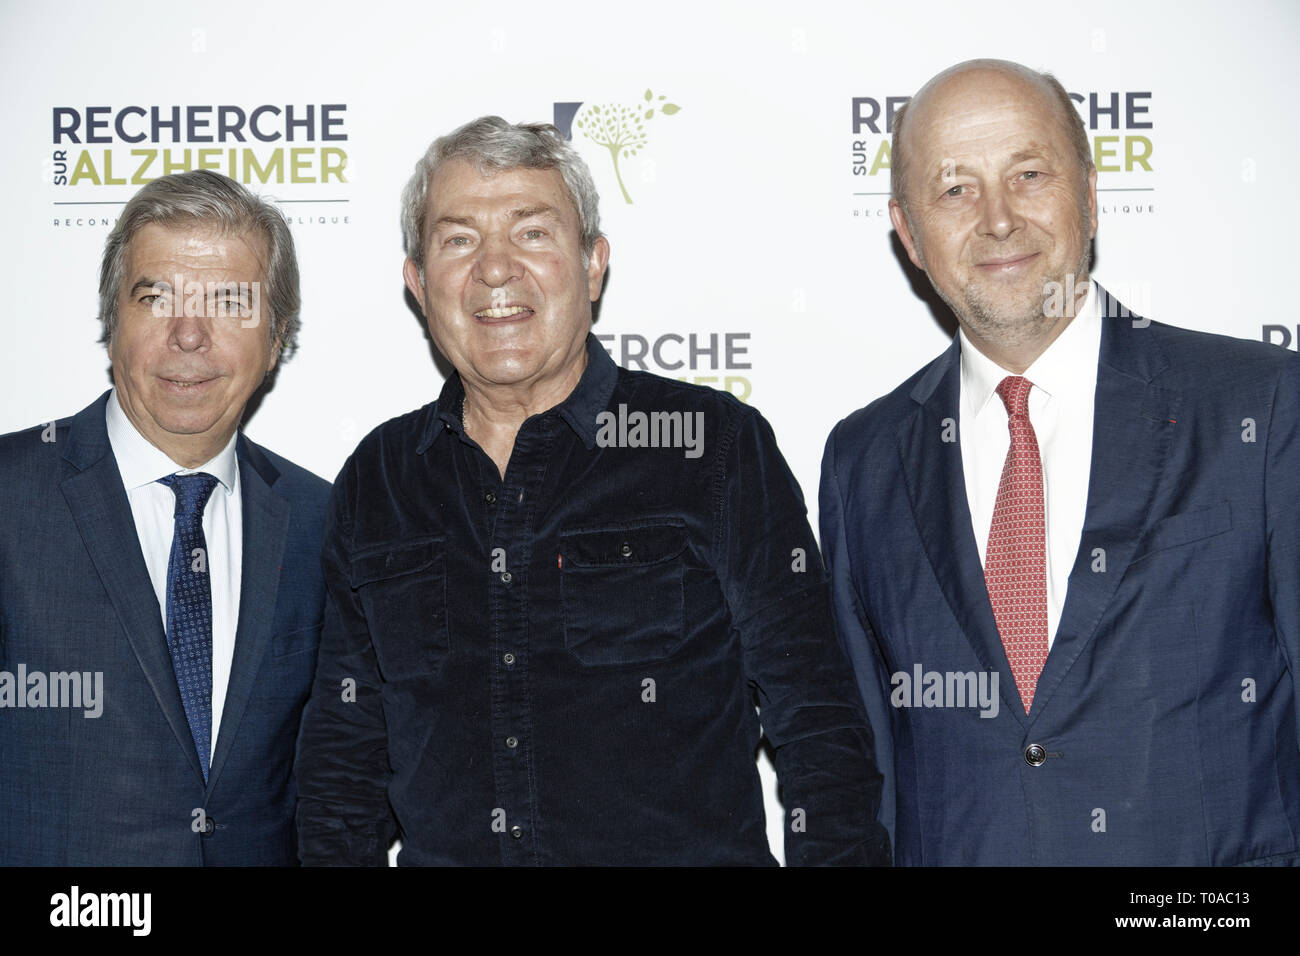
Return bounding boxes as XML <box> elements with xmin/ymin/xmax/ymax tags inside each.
<box><xmin>431</xmin><ymin>214</ymin><xmax>476</xmax><ymax>230</ymax></box>
<box><xmin>128</xmin><ymin>278</ymin><xmax>171</xmax><ymax>296</ymax></box>
<box><xmin>927</xmin><ymin>148</ymin><xmax>1055</xmax><ymax>185</ymax></box>
<box><xmin>431</xmin><ymin>205</ymin><xmax>563</xmax><ymax>231</ymax></box>
<box><xmin>509</xmin><ymin>204</ymin><xmax>561</xmax><ymax>222</ymax></box>
<box><xmin>1008</xmin><ymin>147</ymin><xmax>1052</xmax><ymax>165</ymax></box>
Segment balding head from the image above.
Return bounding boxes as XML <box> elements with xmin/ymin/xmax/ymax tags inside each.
<box><xmin>891</xmin><ymin>59</ymin><xmax>1093</xmax><ymax>217</ymax></box>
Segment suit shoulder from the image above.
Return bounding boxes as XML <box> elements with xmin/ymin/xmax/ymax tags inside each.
<box><xmin>829</xmin><ymin>352</ymin><xmax>947</xmax><ymax>453</ymax></box>
<box><xmin>0</xmin><ymin>414</ymin><xmax>75</xmax><ymax>479</ymax></box>
<box><xmin>1143</xmin><ymin>321</ymin><xmax>1299</xmax><ymax>408</ymax></box>
<box><xmin>1148</xmin><ymin>320</ymin><xmax>1298</xmax><ymax>376</ymax></box>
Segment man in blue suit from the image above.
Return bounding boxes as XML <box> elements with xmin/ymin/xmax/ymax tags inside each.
<box><xmin>821</xmin><ymin>59</ymin><xmax>1300</xmax><ymax>865</ymax></box>
<box><xmin>0</xmin><ymin>170</ymin><xmax>330</xmax><ymax>865</ymax></box>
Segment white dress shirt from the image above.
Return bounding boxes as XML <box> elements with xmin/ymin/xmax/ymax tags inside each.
<box><xmin>106</xmin><ymin>389</ymin><xmax>242</xmax><ymax>763</ymax></box>
<box><xmin>959</xmin><ymin>280</ymin><xmax>1103</xmax><ymax>647</ymax></box>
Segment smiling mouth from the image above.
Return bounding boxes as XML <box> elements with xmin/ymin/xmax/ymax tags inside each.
<box><xmin>976</xmin><ymin>252</ymin><xmax>1040</xmax><ymax>271</ymax></box>
<box><xmin>474</xmin><ymin>306</ymin><xmax>534</xmax><ymax>320</ymax></box>
<box><xmin>161</xmin><ymin>377</ymin><xmax>215</xmax><ymax>389</ymax></box>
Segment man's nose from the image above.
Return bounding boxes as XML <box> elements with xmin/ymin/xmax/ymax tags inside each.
<box><xmin>169</xmin><ymin>311</ymin><xmax>212</xmax><ymax>352</ymax></box>
<box><xmin>473</xmin><ymin>232</ymin><xmax>522</xmax><ymax>288</ymax></box>
<box><xmin>977</xmin><ymin>182</ymin><xmax>1024</xmax><ymax>241</ymax></box>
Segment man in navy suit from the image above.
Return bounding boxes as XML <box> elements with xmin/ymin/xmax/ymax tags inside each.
<box><xmin>821</xmin><ymin>59</ymin><xmax>1300</xmax><ymax>865</ymax></box>
<box><xmin>0</xmin><ymin>170</ymin><xmax>330</xmax><ymax>865</ymax></box>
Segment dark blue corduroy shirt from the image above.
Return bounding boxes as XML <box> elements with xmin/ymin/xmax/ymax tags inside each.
<box><xmin>296</xmin><ymin>335</ymin><xmax>888</xmax><ymax>865</ymax></box>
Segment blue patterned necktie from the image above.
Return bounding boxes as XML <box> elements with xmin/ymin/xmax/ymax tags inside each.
<box><xmin>157</xmin><ymin>472</ymin><xmax>220</xmax><ymax>782</ymax></box>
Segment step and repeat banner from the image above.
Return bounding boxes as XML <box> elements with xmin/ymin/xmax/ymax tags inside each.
<box><xmin>2</xmin><ymin>0</ymin><xmax>1296</xmax><ymax>863</ymax></box>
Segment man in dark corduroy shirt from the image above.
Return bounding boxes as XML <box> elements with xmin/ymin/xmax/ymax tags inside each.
<box><xmin>295</xmin><ymin>116</ymin><xmax>888</xmax><ymax>866</ymax></box>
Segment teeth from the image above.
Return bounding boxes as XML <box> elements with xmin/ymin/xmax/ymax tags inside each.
<box><xmin>476</xmin><ymin>307</ymin><xmax>530</xmax><ymax>318</ymax></box>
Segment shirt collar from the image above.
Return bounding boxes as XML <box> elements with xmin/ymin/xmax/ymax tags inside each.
<box><xmin>960</xmin><ymin>278</ymin><xmax>1102</xmax><ymax>417</ymax></box>
<box><xmin>419</xmin><ymin>333</ymin><xmax>618</xmax><ymax>453</ymax></box>
<box><xmin>106</xmin><ymin>388</ymin><xmax>239</xmax><ymax>494</ymax></box>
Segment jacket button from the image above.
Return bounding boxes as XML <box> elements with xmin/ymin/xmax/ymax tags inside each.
<box><xmin>1024</xmin><ymin>744</ymin><xmax>1047</xmax><ymax>767</ymax></box>
<box><xmin>484</xmin><ymin>491</ymin><xmax>496</xmax><ymax>504</ymax></box>
<box><xmin>510</xmin><ymin>825</ymin><xmax>523</xmax><ymax>839</ymax></box>
<box><xmin>505</xmin><ymin>736</ymin><xmax>518</xmax><ymax>749</ymax></box>
<box><xmin>620</xmin><ymin>543</ymin><xmax>633</xmax><ymax>557</ymax></box>
<box><xmin>200</xmin><ymin>816</ymin><xmax>216</xmax><ymax>836</ymax></box>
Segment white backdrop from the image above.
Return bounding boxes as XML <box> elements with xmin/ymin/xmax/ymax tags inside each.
<box><xmin>3</xmin><ymin>0</ymin><xmax>1297</xmax><ymax>864</ymax></box>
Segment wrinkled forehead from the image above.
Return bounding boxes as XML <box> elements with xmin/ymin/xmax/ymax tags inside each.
<box><xmin>122</xmin><ymin>221</ymin><xmax>268</xmax><ymax>284</ymax></box>
<box><xmin>426</xmin><ymin>159</ymin><xmax>576</xmax><ymax>222</ymax></box>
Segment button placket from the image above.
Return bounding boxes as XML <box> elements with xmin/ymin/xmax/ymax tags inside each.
<box><xmin>486</xmin><ymin>421</ymin><xmax>555</xmax><ymax>864</ymax></box>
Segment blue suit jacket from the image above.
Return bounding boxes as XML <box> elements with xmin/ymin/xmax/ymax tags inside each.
<box><xmin>0</xmin><ymin>391</ymin><xmax>330</xmax><ymax>865</ymax></box>
<box><xmin>821</xmin><ymin>290</ymin><xmax>1300</xmax><ymax>865</ymax></box>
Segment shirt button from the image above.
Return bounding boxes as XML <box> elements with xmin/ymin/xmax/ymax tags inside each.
<box><xmin>505</xmin><ymin>736</ymin><xmax>518</xmax><ymax>749</ymax></box>
<box><xmin>620</xmin><ymin>543</ymin><xmax>633</xmax><ymax>557</ymax></box>
<box><xmin>1024</xmin><ymin>744</ymin><xmax>1047</xmax><ymax>767</ymax></box>
<box><xmin>500</xmin><ymin>571</ymin><xmax>512</xmax><ymax>584</ymax></box>
<box><xmin>484</xmin><ymin>491</ymin><xmax>496</xmax><ymax>504</ymax></box>
<box><xmin>502</xmin><ymin>652</ymin><xmax>516</xmax><ymax>665</ymax></box>
<box><xmin>510</xmin><ymin>825</ymin><xmax>523</xmax><ymax>839</ymax></box>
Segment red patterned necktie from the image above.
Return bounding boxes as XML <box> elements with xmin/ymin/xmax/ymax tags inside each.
<box><xmin>985</xmin><ymin>375</ymin><xmax>1049</xmax><ymax>713</ymax></box>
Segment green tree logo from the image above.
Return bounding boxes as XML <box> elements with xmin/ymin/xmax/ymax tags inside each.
<box><xmin>575</xmin><ymin>89</ymin><xmax>681</xmax><ymax>204</ymax></box>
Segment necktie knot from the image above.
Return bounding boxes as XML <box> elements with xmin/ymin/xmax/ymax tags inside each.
<box><xmin>158</xmin><ymin>472</ymin><xmax>219</xmax><ymax>518</ymax></box>
<box><xmin>995</xmin><ymin>375</ymin><xmax>1034</xmax><ymax>420</ymax></box>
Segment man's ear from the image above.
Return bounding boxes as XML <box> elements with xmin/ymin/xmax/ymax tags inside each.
<box><xmin>586</xmin><ymin>236</ymin><xmax>610</xmax><ymax>302</ymax></box>
<box><xmin>402</xmin><ymin>257</ymin><xmax>427</xmax><ymax>313</ymax></box>
<box><xmin>889</xmin><ymin>199</ymin><xmax>926</xmax><ymax>273</ymax></box>
<box><xmin>1085</xmin><ymin>165</ymin><xmax>1099</xmax><ymax>238</ymax></box>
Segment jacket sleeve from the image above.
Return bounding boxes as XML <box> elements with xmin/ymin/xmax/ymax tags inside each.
<box><xmin>716</xmin><ymin>404</ymin><xmax>890</xmax><ymax>865</ymax></box>
<box><xmin>1265</xmin><ymin>352</ymin><xmax>1300</xmax><ymax>746</ymax></box>
<box><xmin>819</xmin><ymin>420</ymin><xmax>898</xmax><ymax>848</ymax></box>
<box><xmin>294</xmin><ymin>458</ymin><xmax>397</xmax><ymax>865</ymax></box>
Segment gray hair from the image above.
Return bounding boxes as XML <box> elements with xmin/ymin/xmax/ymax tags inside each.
<box><xmin>891</xmin><ymin>61</ymin><xmax>1094</xmax><ymax>216</ymax></box>
<box><xmin>98</xmin><ymin>169</ymin><xmax>300</xmax><ymax>359</ymax></box>
<box><xmin>401</xmin><ymin>116</ymin><xmax>602</xmax><ymax>272</ymax></box>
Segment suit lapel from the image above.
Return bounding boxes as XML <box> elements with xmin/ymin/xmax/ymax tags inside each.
<box><xmin>897</xmin><ymin>341</ymin><xmax>1028</xmax><ymax>725</ymax></box>
<box><xmin>1028</xmin><ymin>288</ymin><xmax>1179</xmax><ymax>721</ymax></box>
<box><xmin>207</xmin><ymin>435</ymin><xmax>288</xmax><ymax>791</ymax></box>
<box><xmin>59</xmin><ymin>392</ymin><xmax>205</xmax><ymax>782</ymax></box>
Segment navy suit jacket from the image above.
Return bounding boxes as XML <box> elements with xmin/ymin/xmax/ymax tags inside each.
<box><xmin>0</xmin><ymin>391</ymin><xmax>330</xmax><ymax>865</ymax></box>
<box><xmin>821</xmin><ymin>290</ymin><xmax>1300</xmax><ymax>865</ymax></box>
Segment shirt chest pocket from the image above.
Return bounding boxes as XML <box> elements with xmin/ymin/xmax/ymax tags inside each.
<box><xmin>350</xmin><ymin>536</ymin><xmax>450</xmax><ymax>679</ymax></box>
<box><xmin>560</xmin><ymin>521</ymin><xmax>688</xmax><ymax>666</ymax></box>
